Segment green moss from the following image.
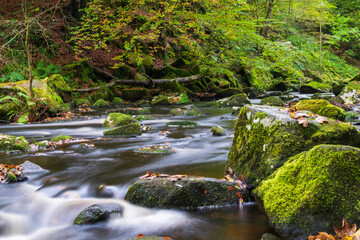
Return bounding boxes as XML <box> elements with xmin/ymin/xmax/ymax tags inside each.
<box><xmin>227</xmin><ymin>105</ymin><xmax>360</xmax><ymax>187</ymax></box>
<box><xmin>166</xmin><ymin>120</ymin><xmax>198</xmax><ymax>127</ymax></box>
<box><xmin>345</xmin><ymin>112</ymin><xmax>358</xmax><ymax>122</ymax></box>
<box><xmin>169</xmin><ymin>105</ymin><xmax>201</xmax><ymax>116</ymax></box>
<box><xmin>0</xmin><ymin>134</ymin><xmax>30</xmax><ymax>151</ymax></box>
<box><xmin>103</xmin><ymin>113</ymin><xmax>137</xmax><ymax>128</ymax></box>
<box><xmin>92</xmin><ymin>99</ymin><xmax>109</xmax><ymax>108</ymax></box>
<box><xmin>211</xmin><ymin>126</ymin><xmax>226</xmax><ymax>136</ymax></box>
<box><xmin>121</xmin><ymin>88</ymin><xmax>149</xmax><ymax>102</ymax></box>
<box><xmin>46</xmin><ymin>74</ymin><xmax>71</xmax><ymax>92</ymax></box>
<box><xmin>111</xmin><ymin>97</ymin><xmax>126</xmax><ymax>106</ymax></box>
<box><xmin>295</xmin><ymin>99</ymin><xmax>346</xmax><ymax>120</ymax></box>
<box><xmin>134</xmin><ymin>73</ymin><xmax>148</xmax><ymax>82</ymax></box>
<box><xmin>214</xmin><ymin>93</ymin><xmax>250</xmax><ymax>107</ymax></box>
<box><xmin>6</xmin><ymin>173</ymin><xmax>17</xmax><ymax>183</ymax></box>
<box><xmin>135</xmin><ymin>115</ymin><xmax>157</xmax><ymax>121</ymax></box>
<box><xmin>304</xmin><ymin>81</ymin><xmax>331</xmax><ymax>92</ymax></box>
<box><xmin>260</xmin><ymin>96</ymin><xmax>284</xmax><ymax>106</ymax></box>
<box><xmin>91</xmin><ymin>86</ymin><xmax>115</xmax><ymax>102</ymax></box>
<box><xmin>103</xmin><ymin>122</ymin><xmax>141</xmax><ymax>136</ymax></box>
<box><xmin>17</xmin><ymin>113</ymin><xmax>29</xmax><ymax>123</ymax></box>
<box><xmin>162</xmin><ymin>80</ymin><xmax>185</xmax><ymax>93</ymax></box>
<box><xmin>51</xmin><ymin>135</ymin><xmax>72</xmax><ymax>142</ymax></box>
<box><xmin>74</xmin><ymin>98</ymin><xmax>91</xmax><ymax>107</ymax></box>
<box><xmin>255</xmin><ymin>145</ymin><xmax>360</xmax><ymax>239</ymax></box>
<box><xmin>125</xmin><ymin>177</ymin><xmax>248</xmax><ymax>209</ymax></box>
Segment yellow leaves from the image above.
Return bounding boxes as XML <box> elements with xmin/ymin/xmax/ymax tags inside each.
<box><xmin>139</xmin><ymin>171</ymin><xmax>187</xmax><ymax>182</ymax></box>
<box><xmin>283</xmin><ymin>107</ymin><xmax>328</xmax><ymax>128</ymax></box>
<box><xmin>309</xmin><ymin>219</ymin><xmax>360</xmax><ymax>240</ymax></box>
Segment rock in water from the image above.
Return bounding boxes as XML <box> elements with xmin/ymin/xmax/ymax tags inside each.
<box><xmin>211</xmin><ymin>126</ymin><xmax>226</xmax><ymax>136</ymax></box>
<box><xmin>227</xmin><ymin>105</ymin><xmax>360</xmax><ymax>187</ymax></box>
<box><xmin>73</xmin><ymin>203</ymin><xmax>123</xmax><ymax>225</ymax></box>
<box><xmin>103</xmin><ymin>113</ymin><xmax>141</xmax><ymax>136</ymax></box>
<box><xmin>0</xmin><ymin>134</ymin><xmax>30</xmax><ymax>151</ymax></box>
<box><xmin>255</xmin><ymin>145</ymin><xmax>360</xmax><ymax>240</ymax></box>
<box><xmin>295</xmin><ymin>99</ymin><xmax>345</xmax><ymax>120</ymax></box>
<box><xmin>125</xmin><ymin>177</ymin><xmax>249</xmax><ymax>209</ymax></box>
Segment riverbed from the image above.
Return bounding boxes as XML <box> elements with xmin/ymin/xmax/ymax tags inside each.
<box><xmin>0</xmin><ymin>106</ymin><xmax>274</xmax><ymax>240</ymax></box>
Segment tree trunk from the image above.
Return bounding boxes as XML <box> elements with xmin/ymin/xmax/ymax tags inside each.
<box><xmin>261</xmin><ymin>0</ymin><xmax>275</xmax><ymax>38</ymax></box>
<box><xmin>24</xmin><ymin>0</ymin><xmax>34</xmax><ymax>100</ymax></box>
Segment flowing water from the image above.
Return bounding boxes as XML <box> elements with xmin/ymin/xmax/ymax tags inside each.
<box><xmin>0</xmin><ymin>105</ymin><xmax>275</xmax><ymax>240</ymax></box>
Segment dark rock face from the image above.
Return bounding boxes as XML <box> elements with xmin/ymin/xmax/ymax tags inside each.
<box><xmin>73</xmin><ymin>203</ymin><xmax>123</xmax><ymax>225</ymax></box>
<box><xmin>125</xmin><ymin>177</ymin><xmax>250</xmax><ymax>209</ymax></box>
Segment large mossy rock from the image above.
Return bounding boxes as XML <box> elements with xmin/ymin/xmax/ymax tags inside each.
<box><xmin>295</xmin><ymin>99</ymin><xmax>345</xmax><ymax>121</ymax></box>
<box><xmin>339</xmin><ymin>81</ymin><xmax>360</xmax><ymax>104</ymax></box>
<box><xmin>0</xmin><ymin>134</ymin><xmax>30</xmax><ymax>151</ymax></box>
<box><xmin>214</xmin><ymin>93</ymin><xmax>250</xmax><ymax>107</ymax></box>
<box><xmin>300</xmin><ymin>81</ymin><xmax>331</xmax><ymax>93</ymax></box>
<box><xmin>125</xmin><ymin>177</ymin><xmax>249</xmax><ymax>209</ymax></box>
<box><xmin>255</xmin><ymin>145</ymin><xmax>360</xmax><ymax>240</ymax></box>
<box><xmin>74</xmin><ymin>203</ymin><xmax>123</xmax><ymax>225</ymax></box>
<box><xmin>169</xmin><ymin>105</ymin><xmax>202</xmax><ymax>116</ymax></box>
<box><xmin>260</xmin><ymin>96</ymin><xmax>283</xmax><ymax>106</ymax></box>
<box><xmin>103</xmin><ymin>113</ymin><xmax>141</xmax><ymax>136</ymax></box>
<box><xmin>227</xmin><ymin>105</ymin><xmax>360</xmax><ymax>187</ymax></box>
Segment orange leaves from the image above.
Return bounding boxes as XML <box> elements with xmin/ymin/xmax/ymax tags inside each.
<box><xmin>139</xmin><ymin>171</ymin><xmax>187</xmax><ymax>182</ymax></box>
<box><xmin>309</xmin><ymin>219</ymin><xmax>360</xmax><ymax>240</ymax></box>
<box><xmin>0</xmin><ymin>164</ymin><xmax>23</xmax><ymax>183</ymax></box>
<box><xmin>281</xmin><ymin>107</ymin><xmax>329</xmax><ymax>128</ymax></box>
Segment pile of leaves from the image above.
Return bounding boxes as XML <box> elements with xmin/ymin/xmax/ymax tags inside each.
<box><xmin>0</xmin><ymin>163</ymin><xmax>26</xmax><ymax>184</ymax></box>
<box><xmin>135</xmin><ymin>144</ymin><xmax>175</xmax><ymax>154</ymax></box>
<box><xmin>223</xmin><ymin>167</ymin><xmax>247</xmax><ymax>204</ymax></box>
<box><xmin>309</xmin><ymin>219</ymin><xmax>360</xmax><ymax>240</ymax></box>
<box><xmin>139</xmin><ymin>171</ymin><xmax>186</xmax><ymax>182</ymax></box>
<box><xmin>280</xmin><ymin>106</ymin><xmax>328</xmax><ymax>127</ymax></box>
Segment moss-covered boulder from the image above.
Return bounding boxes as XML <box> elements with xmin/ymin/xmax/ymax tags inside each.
<box><xmin>227</xmin><ymin>105</ymin><xmax>360</xmax><ymax>187</ymax></box>
<box><xmin>74</xmin><ymin>203</ymin><xmax>123</xmax><ymax>225</ymax></box>
<box><xmin>166</xmin><ymin>120</ymin><xmax>198</xmax><ymax>127</ymax></box>
<box><xmin>92</xmin><ymin>99</ymin><xmax>109</xmax><ymax>108</ymax></box>
<box><xmin>151</xmin><ymin>93</ymin><xmax>191</xmax><ymax>105</ymax></box>
<box><xmin>211</xmin><ymin>126</ymin><xmax>226</xmax><ymax>136</ymax></box>
<box><xmin>169</xmin><ymin>105</ymin><xmax>202</xmax><ymax>116</ymax></box>
<box><xmin>111</xmin><ymin>97</ymin><xmax>126</xmax><ymax>106</ymax></box>
<box><xmin>51</xmin><ymin>135</ymin><xmax>72</xmax><ymax>142</ymax></box>
<box><xmin>217</xmin><ymin>88</ymin><xmax>243</xmax><ymax>98</ymax></box>
<box><xmin>300</xmin><ymin>81</ymin><xmax>331</xmax><ymax>93</ymax></box>
<box><xmin>107</xmin><ymin>108</ymin><xmax>150</xmax><ymax>115</ymax></box>
<box><xmin>214</xmin><ymin>93</ymin><xmax>250</xmax><ymax>107</ymax></box>
<box><xmin>121</xmin><ymin>88</ymin><xmax>149</xmax><ymax>102</ymax></box>
<box><xmin>260</xmin><ymin>233</ymin><xmax>281</xmax><ymax>240</ymax></box>
<box><xmin>295</xmin><ymin>99</ymin><xmax>345</xmax><ymax>121</ymax></box>
<box><xmin>266</xmin><ymin>81</ymin><xmax>287</xmax><ymax>92</ymax></box>
<box><xmin>0</xmin><ymin>134</ymin><xmax>30</xmax><ymax>151</ymax></box>
<box><xmin>339</xmin><ymin>81</ymin><xmax>360</xmax><ymax>104</ymax></box>
<box><xmin>74</xmin><ymin>98</ymin><xmax>91</xmax><ymax>107</ymax></box>
<box><xmin>345</xmin><ymin>112</ymin><xmax>359</xmax><ymax>122</ymax></box>
<box><xmin>260</xmin><ymin>96</ymin><xmax>283</xmax><ymax>106</ymax></box>
<box><xmin>125</xmin><ymin>177</ymin><xmax>249</xmax><ymax>209</ymax></box>
<box><xmin>103</xmin><ymin>113</ymin><xmax>141</xmax><ymax>136</ymax></box>
<box><xmin>255</xmin><ymin>145</ymin><xmax>360</xmax><ymax>239</ymax></box>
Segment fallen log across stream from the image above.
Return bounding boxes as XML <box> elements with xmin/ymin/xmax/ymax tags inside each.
<box><xmin>67</xmin><ymin>66</ymin><xmax>203</xmax><ymax>93</ymax></box>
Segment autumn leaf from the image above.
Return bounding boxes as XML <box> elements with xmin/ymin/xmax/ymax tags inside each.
<box><xmin>308</xmin><ymin>232</ymin><xmax>335</xmax><ymax>240</ymax></box>
<box><xmin>163</xmin><ymin>238</ymin><xmax>172</xmax><ymax>240</ymax></box>
<box><xmin>227</xmin><ymin>186</ymin><xmax>235</xmax><ymax>191</ymax></box>
<box><xmin>204</xmin><ymin>190</ymin><xmax>207</xmax><ymax>194</ymax></box>
<box><xmin>334</xmin><ymin>218</ymin><xmax>357</xmax><ymax>238</ymax></box>
<box><xmin>297</xmin><ymin>117</ymin><xmax>309</xmax><ymax>127</ymax></box>
<box><xmin>136</xmin><ymin>234</ymin><xmax>144</xmax><ymax>238</ymax></box>
<box><xmin>315</xmin><ymin>115</ymin><xmax>328</xmax><ymax>124</ymax></box>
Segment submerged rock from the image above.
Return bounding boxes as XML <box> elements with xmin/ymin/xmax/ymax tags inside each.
<box><xmin>74</xmin><ymin>203</ymin><xmax>123</xmax><ymax>225</ymax></box>
<box><xmin>103</xmin><ymin>113</ymin><xmax>141</xmax><ymax>136</ymax></box>
<box><xmin>260</xmin><ymin>96</ymin><xmax>283</xmax><ymax>106</ymax></box>
<box><xmin>111</xmin><ymin>97</ymin><xmax>127</xmax><ymax>107</ymax></box>
<box><xmin>166</xmin><ymin>120</ymin><xmax>198</xmax><ymax>127</ymax></box>
<box><xmin>125</xmin><ymin>177</ymin><xmax>249</xmax><ymax>209</ymax></box>
<box><xmin>227</xmin><ymin>105</ymin><xmax>360</xmax><ymax>187</ymax></box>
<box><xmin>211</xmin><ymin>126</ymin><xmax>226</xmax><ymax>136</ymax></box>
<box><xmin>295</xmin><ymin>99</ymin><xmax>345</xmax><ymax>121</ymax></box>
<box><xmin>0</xmin><ymin>134</ymin><xmax>30</xmax><ymax>151</ymax></box>
<box><xmin>168</xmin><ymin>105</ymin><xmax>202</xmax><ymax>116</ymax></box>
<box><xmin>255</xmin><ymin>145</ymin><xmax>360</xmax><ymax>240</ymax></box>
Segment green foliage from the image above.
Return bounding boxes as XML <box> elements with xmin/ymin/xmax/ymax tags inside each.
<box><xmin>0</xmin><ymin>72</ymin><xmax>25</xmax><ymax>83</ymax></box>
<box><xmin>33</xmin><ymin>61</ymin><xmax>60</xmax><ymax>79</ymax></box>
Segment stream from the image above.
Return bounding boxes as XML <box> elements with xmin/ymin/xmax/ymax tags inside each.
<box><xmin>0</xmin><ymin>105</ymin><xmax>274</xmax><ymax>240</ymax></box>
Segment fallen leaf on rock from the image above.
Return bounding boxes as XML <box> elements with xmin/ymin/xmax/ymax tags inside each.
<box><xmin>334</xmin><ymin>218</ymin><xmax>357</xmax><ymax>238</ymax></box>
<box><xmin>227</xmin><ymin>186</ymin><xmax>235</xmax><ymax>191</ymax></box>
<box><xmin>315</xmin><ymin>115</ymin><xmax>328</xmax><ymax>124</ymax></box>
<box><xmin>136</xmin><ymin>234</ymin><xmax>144</xmax><ymax>238</ymax></box>
<box><xmin>297</xmin><ymin>117</ymin><xmax>309</xmax><ymax>127</ymax></box>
